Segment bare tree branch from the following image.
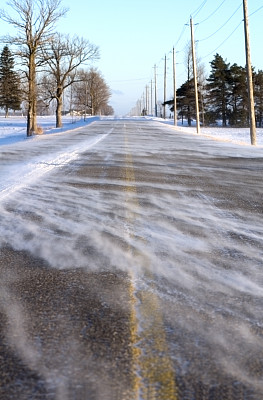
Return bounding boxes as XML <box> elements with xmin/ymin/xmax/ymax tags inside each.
<box><xmin>40</xmin><ymin>33</ymin><xmax>99</xmax><ymax>127</ymax></box>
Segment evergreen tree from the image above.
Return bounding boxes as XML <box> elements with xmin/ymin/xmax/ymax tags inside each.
<box><xmin>0</xmin><ymin>46</ymin><xmax>21</xmax><ymax>117</ymax></box>
<box><xmin>228</xmin><ymin>64</ymin><xmax>248</xmax><ymax>126</ymax></box>
<box><xmin>177</xmin><ymin>78</ymin><xmax>196</xmax><ymax>126</ymax></box>
<box><xmin>165</xmin><ymin>78</ymin><xmax>197</xmax><ymax>126</ymax></box>
<box><xmin>206</xmin><ymin>53</ymin><xmax>231</xmax><ymax>126</ymax></box>
<box><xmin>254</xmin><ymin>70</ymin><xmax>263</xmax><ymax>127</ymax></box>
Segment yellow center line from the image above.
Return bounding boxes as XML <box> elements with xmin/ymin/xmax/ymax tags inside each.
<box><xmin>124</xmin><ymin>140</ymin><xmax>141</xmax><ymax>399</ymax></box>
<box><xmin>124</xmin><ymin>125</ymin><xmax>178</xmax><ymax>400</ymax></box>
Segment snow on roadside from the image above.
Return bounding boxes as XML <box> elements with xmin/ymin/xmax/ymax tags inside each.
<box><xmin>151</xmin><ymin>117</ymin><xmax>263</xmax><ymax>147</ymax></box>
<box><xmin>1</xmin><ymin>115</ymin><xmax>263</xmax><ymax>148</ymax></box>
<box><xmin>0</xmin><ymin>117</ymin><xmax>111</xmax><ymax>202</ymax></box>
<box><xmin>0</xmin><ymin>115</ymin><xmax>100</xmax><ymax>145</ymax></box>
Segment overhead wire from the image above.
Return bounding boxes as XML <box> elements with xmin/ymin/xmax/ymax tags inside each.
<box><xmin>137</xmin><ymin>0</ymin><xmax>258</xmax><ymax>108</ymax></box>
<box><xmin>109</xmin><ymin>77</ymin><xmax>149</xmax><ymax>83</ymax></box>
<box><xmin>202</xmin><ymin>20</ymin><xmax>243</xmax><ymax>59</ymax></box>
<box><xmin>192</xmin><ymin>0</ymin><xmax>208</xmax><ymax>18</ymax></box>
<box><xmin>198</xmin><ymin>1</ymin><xmax>263</xmax><ymax>60</ymax></box>
<box><xmin>174</xmin><ymin>24</ymin><xmax>188</xmax><ymax>49</ymax></box>
<box><xmin>198</xmin><ymin>3</ymin><xmax>242</xmax><ymax>42</ymax></box>
<box><xmin>249</xmin><ymin>5</ymin><xmax>263</xmax><ymax>17</ymax></box>
<box><xmin>152</xmin><ymin>0</ymin><xmax>234</xmax><ymax>82</ymax></box>
<box><xmin>164</xmin><ymin>0</ymin><xmax>207</xmax><ymax>59</ymax></box>
<box><xmin>197</xmin><ymin>0</ymin><xmax>227</xmax><ymax>24</ymax></box>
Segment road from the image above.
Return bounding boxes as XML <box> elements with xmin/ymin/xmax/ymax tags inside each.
<box><xmin>0</xmin><ymin>118</ymin><xmax>263</xmax><ymax>399</ymax></box>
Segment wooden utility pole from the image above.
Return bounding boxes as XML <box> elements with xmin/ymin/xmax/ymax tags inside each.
<box><xmin>151</xmin><ymin>79</ymin><xmax>153</xmax><ymax>116</ymax></box>
<box><xmin>190</xmin><ymin>17</ymin><xmax>200</xmax><ymax>134</ymax></box>
<box><xmin>243</xmin><ymin>0</ymin><xmax>256</xmax><ymax>145</ymax></box>
<box><xmin>163</xmin><ymin>55</ymin><xmax>166</xmax><ymax>119</ymax></box>
<box><xmin>138</xmin><ymin>99</ymin><xmax>142</xmax><ymax>115</ymax></box>
<box><xmin>145</xmin><ymin>85</ymin><xmax>148</xmax><ymax>115</ymax></box>
<box><xmin>173</xmin><ymin>47</ymin><xmax>177</xmax><ymax>126</ymax></box>
<box><xmin>154</xmin><ymin>64</ymin><xmax>157</xmax><ymax>117</ymax></box>
<box><xmin>163</xmin><ymin>54</ymin><xmax>167</xmax><ymax>119</ymax></box>
<box><xmin>84</xmin><ymin>81</ymin><xmax>87</xmax><ymax>121</ymax></box>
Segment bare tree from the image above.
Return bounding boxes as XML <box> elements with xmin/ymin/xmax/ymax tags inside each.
<box><xmin>73</xmin><ymin>68</ymin><xmax>111</xmax><ymax>117</ymax></box>
<box><xmin>0</xmin><ymin>0</ymin><xmax>68</xmax><ymax>136</ymax></box>
<box><xmin>101</xmin><ymin>104</ymin><xmax>114</xmax><ymax>116</ymax></box>
<box><xmin>41</xmin><ymin>33</ymin><xmax>99</xmax><ymax>128</ymax></box>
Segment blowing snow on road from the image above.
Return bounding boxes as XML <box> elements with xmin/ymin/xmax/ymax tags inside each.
<box><xmin>0</xmin><ymin>117</ymin><xmax>263</xmax><ymax>399</ymax></box>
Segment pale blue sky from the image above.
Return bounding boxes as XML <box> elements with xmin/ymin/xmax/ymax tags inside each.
<box><xmin>0</xmin><ymin>0</ymin><xmax>262</xmax><ymax>115</ymax></box>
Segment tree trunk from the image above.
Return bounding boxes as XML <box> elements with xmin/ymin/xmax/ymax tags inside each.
<box><xmin>56</xmin><ymin>97</ymin><xmax>63</xmax><ymax>128</ymax></box>
<box><xmin>90</xmin><ymin>94</ymin><xmax>94</xmax><ymax>116</ymax></box>
<box><xmin>56</xmin><ymin>87</ymin><xmax>63</xmax><ymax>128</ymax></box>
<box><xmin>27</xmin><ymin>108</ymin><xmax>32</xmax><ymax>136</ymax></box>
<box><xmin>222</xmin><ymin>95</ymin><xmax>227</xmax><ymax>127</ymax></box>
<box><xmin>187</xmin><ymin>104</ymin><xmax>191</xmax><ymax>126</ymax></box>
<box><xmin>27</xmin><ymin>53</ymin><xmax>37</xmax><ymax>136</ymax></box>
<box><xmin>32</xmin><ymin>88</ymin><xmax>37</xmax><ymax>132</ymax></box>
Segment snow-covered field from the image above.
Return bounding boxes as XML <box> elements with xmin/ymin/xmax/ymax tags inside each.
<box><xmin>0</xmin><ymin>115</ymin><xmax>263</xmax><ymax>147</ymax></box>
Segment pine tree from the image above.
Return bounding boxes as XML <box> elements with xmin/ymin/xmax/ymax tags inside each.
<box><xmin>206</xmin><ymin>53</ymin><xmax>231</xmax><ymax>126</ymax></box>
<box><xmin>228</xmin><ymin>64</ymin><xmax>248</xmax><ymax>126</ymax></box>
<box><xmin>176</xmin><ymin>78</ymin><xmax>196</xmax><ymax>126</ymax></box>
<box><xmin>164</xmin><ymin>79</ymin><xmax>196</xmax><ymax>126</ymax></box>
<box><xmin>0</xmin><ymin>46</ymin><xmax>21</xmax><ymax>117</ymax></box>
<box><xmin>254</xmin><ymin>70</ymin><xmax>263</xmax><ymax>127</ymax></box>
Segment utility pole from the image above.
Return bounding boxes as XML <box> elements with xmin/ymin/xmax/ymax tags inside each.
<box><xmin>163</xmin><ymin>54</ymin><xmax>167</xmax><ymax>119</ymax></box>
<box><xmin>243</xmin><ymin>0</ymin><xmax>256</xmax><ymax>145</ymax></box>
<box><xmin>84</xmin><ymin>80</ymin><xmax>88</xmax><ymax>121</ymax></box>
<box><xmin>147</xmin><ymin>85</ymin><xmax>150</xmax><ymax>115</ymax></box>
<box><xmin>154</xmin><ymin>64</ymin><xmax>157</xmax><ymax>117</ymax></box>
<box><xmin>145</xmin><ymin>85</ymin><xmax>148</xmax><ymax>115</ymax></box>
<box><xmin>173</xmin><ymin>47</ymin><xmax>177</xmax><ymax>126</ymax></box>
<box><xmin>190</xmin><ymin>17</ymin><xmax>200</xmax><ymax>134</ymax></box>
<box><xmin>138</xmin><ymin>99</ymin><xmax>142</xmax><ymax>116</ymax></box>
<box><xmin>151</xmin><ymin>79</ymin><xmax>153</xmax><ymax>116</ymax></box>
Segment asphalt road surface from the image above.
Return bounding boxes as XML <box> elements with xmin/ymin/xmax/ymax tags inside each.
<box><xmin>0</xmin><ymin>118</ymin><xmax>262</xmax><ymax>399</ymax></box>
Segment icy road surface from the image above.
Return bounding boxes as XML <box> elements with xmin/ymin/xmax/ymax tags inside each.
<box><xmin>0</xmin><ymin>118</ymin><xmax>263</xmax><ymax>399</ymax></box>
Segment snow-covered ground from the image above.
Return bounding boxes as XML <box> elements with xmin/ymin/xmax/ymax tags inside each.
<box><xmin>0</xmin><ymin>115</ymin><xmax>100</xmax><ymax>145</ymax></box>
<box><xmin>152</xmin><ymin>117</ymin><xmax>263</xmax><ymax>147</ymax></box>
<box><xmin>0</xmin><ymin>115</ymin><xmax>263</xmax><ymax>147</ymax></box>
<box><xmin>0</xmin><ymin>115</ymin><xmax>111</xmax><ymax>203</ymax></box>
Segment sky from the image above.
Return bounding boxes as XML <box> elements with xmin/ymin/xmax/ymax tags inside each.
<box><xmin>0</xmin><ymin>0</ymin><xmax>262</xmax><ymax>115</ymax></box>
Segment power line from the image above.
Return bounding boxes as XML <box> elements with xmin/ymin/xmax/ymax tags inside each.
<box><xmin>174</xmin><ymin>24</ymin><xmax>188</xmax><ymax>48</ymax></box>
<box><xmin>158</xmin><ymin>1</ymin><xmax>220</xmax><ymax>69</ymax></box>
<box><xmin>136</xmin><ymin>0</ymin><xmax>262</xmax><ymax>111</ymax></box>
<box><xmin>197</xmin><ymin>0</ymin><xmax>227</xmax><ymax>24</ymax></box>
<box><xmin>202</xmin><ymin>20</ymin><xmax>243</xmax><ymax>59</ymax></box>
<box><xmin>198</xmin><ymin>3</ymin><xmax>242</xmax><ymax>42</ymax></box>
<box><xmin>192</xmin><ymin>0</ymin><xmax>208</xmax><ymax>18</ymax></box>
<box><xmin>174</xmin><ymin>0</ymin><xmax>209</xmax><ymax>49</ymax></box>
<box><xmin>109</xmin><ymin>77</ymin><xmax>149</xmax><ymax>83</ymax></box>
<box><xmin>249</xmin><ymin>5</ymin><xmax>263</xmax><ymax>17</ymax></box>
